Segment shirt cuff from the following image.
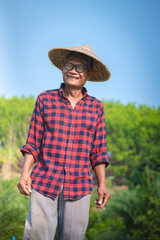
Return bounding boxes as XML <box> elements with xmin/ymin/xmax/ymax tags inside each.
<box><xmin>90</xmin><ymin>152</ymin><xmax>109</xmax><ymax>169</ymax></box>
<box><xmin>20</xmin><ymin>144</ymin><xmax>40</xmax><ymax>162</ymax></box>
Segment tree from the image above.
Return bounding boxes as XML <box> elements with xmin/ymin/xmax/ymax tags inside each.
<box><xmin>0</xmin><ymin>96</ymin><xmax>35</xmax><ymax>178</ymax></box>
<box><xmin>103</xmin><ymin>101</ymin><xmax>160</xmax><ymax>184</ymax></box>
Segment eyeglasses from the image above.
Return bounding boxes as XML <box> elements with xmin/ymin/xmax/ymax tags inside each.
<box><xmin>64</xmin><ymin>61</ymin><xmax>88</xmax><ymax>73</ymax></box>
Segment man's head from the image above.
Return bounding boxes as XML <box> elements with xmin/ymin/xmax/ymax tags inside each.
<box><xmin>48</xmin><ymin>44</ymin><xmax>111</xmax><ymax>82</ymax></box>
<box><xmin>61</xmin><ymin>52</ymin><xmax>93</xmax><ymax>89</ymax></box>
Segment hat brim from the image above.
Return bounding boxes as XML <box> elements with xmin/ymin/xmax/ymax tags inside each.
<box><xmin>48</xmin><ymin>46</ymin><xmax>111</xmax><ymax>82</ymax></box>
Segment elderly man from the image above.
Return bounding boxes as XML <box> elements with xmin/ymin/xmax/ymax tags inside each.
<box><xmin>18</xmin><ymin>44</ymin><xmax>111</xmax><ymax>240</ymax></box>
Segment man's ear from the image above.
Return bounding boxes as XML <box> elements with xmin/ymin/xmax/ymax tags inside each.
<box><xmin>87</xmin><ymin>71</ymin><xmax>93</xmax><ymax>81</ymax></box>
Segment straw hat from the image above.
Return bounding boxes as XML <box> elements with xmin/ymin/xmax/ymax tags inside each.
<box><xmin>48</xmin><ymin>44</ymin><xmax>111</xmax><ymax>82</ymax></box>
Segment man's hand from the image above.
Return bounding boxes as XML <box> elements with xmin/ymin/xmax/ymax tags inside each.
<box><xmin>17</xmin><ymin>153</ymin><xmax>34</xmax><ymax>196</ymax></box>
<box><xmin>94</xmin><ymin>163</ymin><xmax>110</xmax><ymax>209</ymax></box>
<box><xmin>17</xmin><ymin>173</ymin><xmax>32</xmax><ymax>196</ymax></box>
<box><xmin>94</xmin><ymin>184</ymin><xmax>110</xmax><ymax>209</ymax></box>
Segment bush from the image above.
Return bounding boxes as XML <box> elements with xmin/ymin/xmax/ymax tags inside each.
<box><xmin>0</xmin><ymin>177</ymin><xmax>30</xmax><ymax>240</ymax></box>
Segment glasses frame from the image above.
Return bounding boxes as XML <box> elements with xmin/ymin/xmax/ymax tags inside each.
<box><xmin>64</xmin><ymin>61</ymin><xmax>88</xmax><ymax>73</ymax></box>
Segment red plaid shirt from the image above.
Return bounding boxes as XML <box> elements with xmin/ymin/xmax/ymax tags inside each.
<box><xmin>20</xmin><ymin>83</ymin><xmax>109</xmax><ymax>200</ymax></box>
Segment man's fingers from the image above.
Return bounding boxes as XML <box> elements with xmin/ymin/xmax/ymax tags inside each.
<box><xmin>18</xmin><ymin>182</ymin><xmax>31</xmax><ymax>196</ymax></box>
<box><xmin>96</xmin><ymin>194</ymin><xmax>103</xmax><ymax>207</ymax></box>
<box><xmin>99</xmin><ymin>193</ymin><xmax>104</xmax><ymax>203</ymax></box>
<box><xmin>17</xmin><ymin>175</ymin><xmax>32</xmax><ymax>196</ymax></box>
<box><xmin>94</xmin><ymin>198</ymin><xmax>101</xmax><ymax>206</ymax></box>
<box><xmin>100</xmin><ymin>193</ymin><xmax>110</xmax><ymax>208</ymax></box>
<box><xmin>94</xmin><ymin>193</ymin><xmax>110</xmax><ymax>209</ymax></box>
<box><xmin>94</xmin><ymin>198</ymin><xmax>99</xmax><ymax>204</ymax></box>
<box><xmin>22</xmin><ymin>185</ymin><xmax>31</xmax><ymax>196</ymax></box>
<box><xmin>18</xmin><ymin>184</ymin><xmax>28</xmax><ymax>195</ymax></box>
<box><xmin>26</xmin><ymin>185</ymin><xmax>32</xmax><ymax>194</ymax></box>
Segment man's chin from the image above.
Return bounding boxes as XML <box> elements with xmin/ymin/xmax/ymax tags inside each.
<box><xmin>64</xmin><ymin>80</ymin><xmax>80</xmax><ymax>87</ymax></box>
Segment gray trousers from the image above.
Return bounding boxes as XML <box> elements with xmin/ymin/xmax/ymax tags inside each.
<box><xmin>23</xmin><ymin>188</ymin><xmax>91</xmax><ymax>240</ymax></box>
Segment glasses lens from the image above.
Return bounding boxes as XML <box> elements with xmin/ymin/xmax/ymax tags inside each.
<box><xmin>64</xmin><ymin>62</ymin><xmax>74</xmax><ymax>70</ymax></box>
<box><xmin>76</xmin><ymin>64</ymin><xmax>85</xmax><ymax>73</ymax></box>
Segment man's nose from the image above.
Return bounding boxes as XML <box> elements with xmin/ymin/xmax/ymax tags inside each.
<box><xmin>69</xmin><ymin>66</ymin><xmax>77</xmax><ymax>73</ymax></box>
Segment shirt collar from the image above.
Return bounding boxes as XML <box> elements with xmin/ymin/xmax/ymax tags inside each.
<box><xmin>58</xmin><ymin>83</ymin><xmax>88</xmax><ymax>100</ymax></box>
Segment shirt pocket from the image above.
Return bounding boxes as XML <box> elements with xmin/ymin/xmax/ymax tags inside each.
<box><xmin>70</xmin><ymin>165</ymin><xmax>91</xmax><ymax>180</ymax></box>
<box><xmin>76</xmin><ymin>111</ymin><xmax>98</xmax><ymax>134</ymax></box>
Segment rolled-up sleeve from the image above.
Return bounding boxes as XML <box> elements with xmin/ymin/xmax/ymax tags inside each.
<box><xmin>90</xmin><ymin>105</ymin><xmax>109</xmax><ymax>169</ymax></box>
<box><xmin>20</xmin><ymin>95</ymin><xmax>44</xmax><ymax>162</ymax></box>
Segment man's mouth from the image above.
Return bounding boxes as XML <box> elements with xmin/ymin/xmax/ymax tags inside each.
<box><xmin>67</xmin><ymin>75</ymin><xmax>79</xmax><ymax>80</ymax></box>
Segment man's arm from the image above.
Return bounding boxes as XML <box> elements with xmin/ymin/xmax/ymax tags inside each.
<box><xmin>94</xmin><ymin>163</ymin><xmax>110</xmax><ymax>208</ymax></box>
<box><xmin>17</xmin><ymin>153</ymin><xmax>34</xmax><ymax>196</ymax></box>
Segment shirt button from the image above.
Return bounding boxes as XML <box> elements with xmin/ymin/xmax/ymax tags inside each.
<box><xmin>71</xmin><ymin>127</ymin><xmax>73</xmax><ymax>130</ymax></box>
<box><xmin>66</xmin><ymin>102</ymin><xmax>69</xmax><ymax>105</ymax></box>
<box><xmin>69</xmin><ymin>140</ymin><xmax>71</xmax><ymax>143</ymax></box>
<box><xmin>66</xmin><ymin>167</ymin><xmax>68</xmax><ymax>169</ymax></box>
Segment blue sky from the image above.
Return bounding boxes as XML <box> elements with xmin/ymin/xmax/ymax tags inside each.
<box><xmin>0</xmin><ymin>0</ymin><xmax>160</xmax><ymax>107</ymax></box>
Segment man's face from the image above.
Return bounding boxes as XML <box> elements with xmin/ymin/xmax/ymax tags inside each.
<box><xmin>61</xmin><ymin>56</ymin><xmax>92</xmax><ymax>89</ymax></box>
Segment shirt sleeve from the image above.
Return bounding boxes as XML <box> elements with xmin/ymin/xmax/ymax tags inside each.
<box><xmin>20</xmin><ymin>95</ymin><xmax>44</xmax><ymax>162</ymax></box>
<box><xmin>90</xmin><ymin>105</ymin><xmax>109</xmax><ymax>169</ymax></box>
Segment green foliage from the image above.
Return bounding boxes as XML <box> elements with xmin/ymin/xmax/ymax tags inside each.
<box><xmin>0</xmin><ymin>96</ymin><xmax>35</xmax><ymax>147</ymax></box>
<box><xmin>0</xmin><ymin>96</ymin><xmax>35</xmax><ymax>176</ymax></box>
<box><xmin>103</xmin><ymin>101</ymin><xmax>160</xmax><ymax>183</ymax></box>
<box><xmin>85</xmin><ymin>170</ymin><xmax>160</xmax><ymax>240</ymax></box>
<box><xmin>0</xmin><ymin>177</ymin><xmax>30</xmax><ymax>240</ymax></box>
